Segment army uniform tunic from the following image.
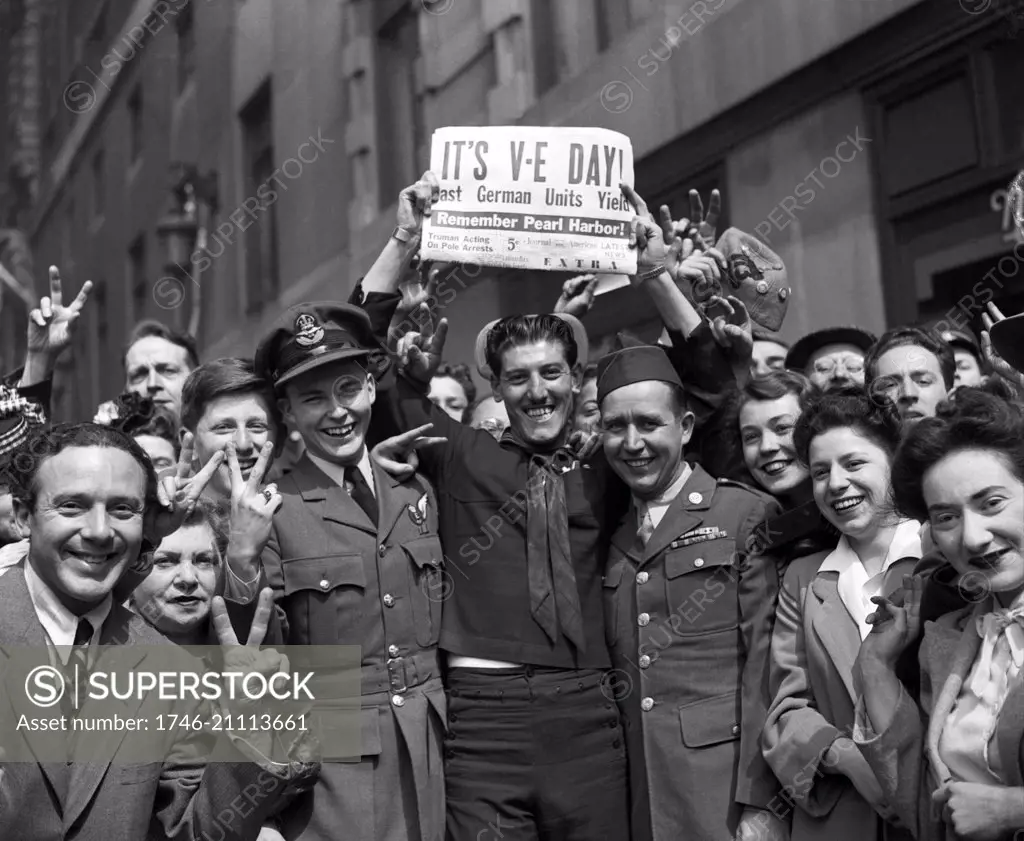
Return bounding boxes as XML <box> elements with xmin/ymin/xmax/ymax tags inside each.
<box><xmin>603</xmin><ymin>465</ymin><xmax>781</xmax><ymax>841</ymax></box>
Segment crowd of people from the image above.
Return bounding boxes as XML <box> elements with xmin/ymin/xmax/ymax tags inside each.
<box><xmin>2</xmin><ymin>163</ymin><xmax>1024</xmax><ymax>841</ymax></box>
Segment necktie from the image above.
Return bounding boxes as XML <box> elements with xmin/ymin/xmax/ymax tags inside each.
<box><xmin>61</xmin><ymin>619</ymin><xmax>93</xmax><ymax>724</ymax></box>
<box><xmin>637</xmin><ymin>509</ymin><xmax>655</xmax><ymax>548</ymax></box>
<box><xmin>345</xmin><ymin>466</ymin><xmax>379</xmax><ymax>525</ymax></box>
<box><xmin>498</xmin><ymin>429</ymin><xmax>586</xmax><ymax>652</ymax></box>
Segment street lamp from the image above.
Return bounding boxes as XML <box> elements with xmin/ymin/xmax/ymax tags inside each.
<box><xmin>156</xmin><ymin>162</ymin><xmax>218</xmax><ymax>337</ymax></box>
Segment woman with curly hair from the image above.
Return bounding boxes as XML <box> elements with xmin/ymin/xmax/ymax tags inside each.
<box><xmin>763</xmin><ymin>389</ymin><xmax>919</xmax><ymax>841</ymax></box>
<box><xmin>855</xmin><ymin>387</ymin><xmax>1024</xmax><ymax>840</ymax></box>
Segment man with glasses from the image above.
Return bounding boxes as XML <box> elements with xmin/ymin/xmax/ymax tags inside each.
<box><xmin>232</xmin><ymin>303</ymin><xmax>448</xmax><ymax>841</ymax></box>
<box><xmin>784</xmin><ymin>326</ymin><xmax>876</xmax><ymax>391</ymax></box>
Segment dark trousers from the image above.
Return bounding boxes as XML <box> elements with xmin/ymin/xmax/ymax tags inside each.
<box><xmin>444</xmin><ymin>666</ymin><xmax>630</xmax><ymax>841</ymax></box>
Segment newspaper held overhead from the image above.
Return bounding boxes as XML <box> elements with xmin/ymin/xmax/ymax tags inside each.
<box><xmin>421</xmin><ymin>126</ymin><xmax>637</xmax><ymax>275</ymax></box>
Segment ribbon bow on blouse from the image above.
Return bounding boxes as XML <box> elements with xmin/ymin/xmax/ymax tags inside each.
<box><xmin>501</xmin><ymin>429</ymin><xmax>586</xmax><ymax>652</ymax></box>
<box><xmin>969</xmin><ymin>606</ymin><xmax>1024</xmax><ymax>701</ymax></box>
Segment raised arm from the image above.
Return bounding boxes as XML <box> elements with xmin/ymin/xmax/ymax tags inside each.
<box><xmin>359</xmin><ymin>172</ymin><xmax>439</xmax><ymax>297</ymax></box>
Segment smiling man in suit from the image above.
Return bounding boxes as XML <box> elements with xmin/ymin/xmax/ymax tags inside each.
<box><xmin>0</xmin><ymin>422</ymin><xmax>317</xmax><ymax>841</ymax></box>
<box><xmin>597</xmin><ymin>336</ymin><xmax>786</xmax><ymax>841</ymax></box>
<box><xmin>231</xmin><ymin>303</ymin><xmax>446</xmax><ymax>841</ymax></box>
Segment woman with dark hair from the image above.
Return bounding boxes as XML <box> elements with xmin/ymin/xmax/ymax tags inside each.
<box><xmin>763</xmin><ymin>390</ymin><xmax>919</xmax><ymax>841</ymax></box>
<box><xmin>854</xmin><ymin>388</ymin><xmax>1024</xmax><ymax>840</ymax></box>
<box><xmin>572</xmin><ymin>362</ymin><xmax>600</xmax><ymax>436</ymax></box>
<box><xmin>700</xmin><ymin>371</ymin><xmax>838</xmax><ymax>569</ymax></box>
<box><xmin>706</xmin><ymin>371</ymin><xmax>817</xmax><ymax>501</ymax></box>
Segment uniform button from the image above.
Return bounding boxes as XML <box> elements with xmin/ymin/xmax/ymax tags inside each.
<box><xmin>638</xmin><ymin>655</ymin><xmax>651</xmax><ymax>669</ymax></box>
<box><xmin>319</xmin><ymin>578</ymin><xmax>329</xmax><ymax>590</ymax></box>
<box><xmin>383</xmin><ymin>594</ymin><xmax>395</xmax><ymax>607</ymax></box>
<box><xmin>732</xmin><ymin>725</ymin><xmax>740</xmax><ymax>735</ymax></box>
<box><xmin>379</xmin><ymin>544</ymin><xmax>386</xmax><ymax>557</ymax></box>
<box><xmin>694</xmin><ymin>558</ymin><xmax>704</xmax><ymax>568</ymax></box>
<box><xmin>391</xmin><ymin>694</ymin><xmax>405</xmax><ymax>707</ymax></box>
<box><xmin>636</xmin><ymin>571</ymin><xmax>649</xmax><ymax>584</ymax></box>
<box><xmin>688</xmin><ymin>492</ymin><xmax>703</xmax><ymax>505</ymax></box>
<box><xmin>756</xmin><ymin>280</ymin><xmax>769</xmax><ymax>295</ymax></box>
<box><xmin>637</xmin><ymin>613</ymin><xmax>650</xmax><ymax>627</ymax></box>
<box><xmin>388</xmin><ymin>644</ymin><xmax>399</xmax><ymax>657</ymax></box>
<box><xmin>641</xmin><ymin>697</ymin><xmax>654</xmax><ymax>711</ymax></box>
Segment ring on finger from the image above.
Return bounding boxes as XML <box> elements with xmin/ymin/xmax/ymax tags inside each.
<box><xmin>262</xmin><ymin>489</ymin><xmax>274</xmax><ymax>504</ymax></box>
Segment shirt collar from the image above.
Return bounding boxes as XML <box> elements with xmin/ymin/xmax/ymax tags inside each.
<box><xmin>818</xmin><ymin>519</ymin><xmax>923</xmax><ymax>573</ymax></box>
<box><xmin>307</xmin><ymin>447</ymin><xmax>375</xmax><ymax>494</ymax></box>
<box><xmin>634</xmin><ymin>462</ymin><xmax>693</xmax><ymax>516</ymax></box>
<box><xmin>24</xmin><ymin>558</ymin><xmax>111</xmax><ymax>663</ymax></box>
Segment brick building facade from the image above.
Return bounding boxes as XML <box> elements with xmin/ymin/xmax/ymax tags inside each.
<box><xmin>2</xmin><ymin>0</ymin><xmax>1022</xmax><ymax>420</ymax></box>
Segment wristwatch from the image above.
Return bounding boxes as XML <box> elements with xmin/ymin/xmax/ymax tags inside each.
<box><xmin>391</xmin><ymin>226</ymin><xmax>416</xmax><ymax>244</ymax></box>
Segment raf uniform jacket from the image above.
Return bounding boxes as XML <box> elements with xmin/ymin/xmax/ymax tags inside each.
<box><xmin>603</xmin><ymin>465</ymin><xmax>782</xmax><ymax>841</ymax></box>
<box><xmin>0</xmin><ymin>564</ymin><xmax>316</xmax><ymax>841</ymax></box>
<box><xmin>258</xmin><ymin>453</ymin><xmax>447</xmax><ymax>841</ymax></box>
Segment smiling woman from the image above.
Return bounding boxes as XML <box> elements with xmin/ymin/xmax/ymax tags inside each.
<box><xmin>763</xmin><ymin>389</ymin><xmax>920</xmax><ymax>841</ymax></box>
<box><xmin>853</xmin><ymin>388</ymin><xmax>1024</xmax><ymax>839</ymax></box>
<box><xmin>130</xmin><ymin>499</ymin><xmax>228</xmax><ymax>646</ymax></box>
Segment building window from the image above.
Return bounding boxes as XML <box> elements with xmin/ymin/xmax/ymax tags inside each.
<box><xmin>375</xmin><ymin>5</ymin><xmax>423</xmax><ymax>210</ymax></box>
<box><xmin>128</xmin><ymin>85</ymin><xmax>143</xmax><ymax>164</ymax></box>
<box><xmin>176</xmin><ymin>0</ymin><xmax>195</xmax><ymax>93</ymax></box>
<box><xmin>88</xmin><ymin>3</ymin><xmax>106</xmax><ymax>46</ymax></box>
<box><xmin>63</xmin><ymin>200</ymin><xmax>75</xmax><ymax>270</ymax></box>
<box><xmin>93</xmin><ymin>278</ymin><xmax>109</xmax><ymax>385</ymax></box>
<box><xmin>91</xmin><ymin>149</ymin><xmax>105</xmax><ymax>219</ymax></box>
<box><xmin>595</xmin><ymin>0</ymin><xmax>631</xmax><ymax>52</ymax></box>
<box><xmin>240</xmin><ymin>83</ymin><xmax>279</xmax><ymax>313</ymax></box>
<box><xmin>129</xmin><ymin>235</ymin><xmax>146</xmax><ymax>322</ymax></box>
<box><xmin>531</xmin><ymin>0</ymin><xmax>559</xmax><ymax>97</ymax></box>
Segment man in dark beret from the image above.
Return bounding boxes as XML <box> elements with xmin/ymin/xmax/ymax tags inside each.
<box><xmin>233</xmin><ymin>302</ymin><xmax>448</xmax><ymax>841</ymax></box>
<box><xmin>597</xmin><ymin>335</ymin><xmax>786</xmax><ymax>841</ymax></box>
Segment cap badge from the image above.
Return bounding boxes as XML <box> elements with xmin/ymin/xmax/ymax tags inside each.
<box><xmin>295</xmin><ymin>313</ymin><xmax>325</xmax><ymax>347</ymax></box>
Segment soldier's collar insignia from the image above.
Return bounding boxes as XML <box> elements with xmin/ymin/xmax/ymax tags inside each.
<box><xmin>295</xmin><ymin>313</ymin><xmax>325</xmax><ymax>347</ymax></box>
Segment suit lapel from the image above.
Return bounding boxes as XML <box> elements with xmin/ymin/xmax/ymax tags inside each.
<box><xmin>64</xmin><ymin>605</ymin><xmax>148</xmax><ymax>831</ymax></box>
<box><xmin>809</xmin><ymin>575</ymin><xmax>862</xmax><ymax>702</ymax></box>
<box><xmin>0</xmin><ymin>566</ymin><xmax>71</xmax><ymax>801</ymax></box>
<box><xmin>610</xmin><ymin>505</ymin><xmax>643</xmax><ymax>566</ymax></box>
<box><xmin>641</xmin><ymin>465</ymin><xmax>715</xmax><ymax>565</ymax></box>
<box><xmin>292</xmin><ymin>454</ymin><xmax>375</xmax><ymax>535</ymax></box>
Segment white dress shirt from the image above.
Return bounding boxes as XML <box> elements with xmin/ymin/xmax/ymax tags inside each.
<box><xmin>24</xmin><ymin>559</ymin><xmax>110</xmax><ymax>665</ymax></box>
<box><xmin>817</xmin><ymin>519</ymin><xmax>922</xmax><ymax>640</ymax></box>
<box><xmin>308</xmin><ymin>447</ymin><xmax>376</xmax><ymax>497</ymax></box>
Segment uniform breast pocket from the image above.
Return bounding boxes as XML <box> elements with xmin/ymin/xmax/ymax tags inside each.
<box><xmin>602</xmin><ymin>561</ymin><xmax>626</xmax><ymax>647</ymax></box>
<box><xmin>404</xmin><ymin>537</ymin><xmax>445</xmax><ymax>647</ymax></box>
<box><xmin>281</xmin><ymin>555</ymin><xmax>366</xmax><ymax>642</ymax></box>
<box><xmin>663</xmin><ymin>540</ymin><xmax>739</xmax><ymax>635</ymax></box>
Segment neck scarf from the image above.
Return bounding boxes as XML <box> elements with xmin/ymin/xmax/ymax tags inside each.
<box><xmin>970</xmin><ymin>604</ymin><xmax>1024</xmax><ymax>700</ymax></box>
<box><xmin>501</xmin><ymin>428</ymin><xmax>586</xmax><ymax>652</ymax></box>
